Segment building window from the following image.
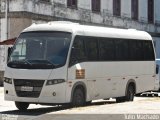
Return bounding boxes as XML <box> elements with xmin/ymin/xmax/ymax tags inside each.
<box><xmin>92</xmin><ymin>0</ymin><xmax>101</xmax><ymax>13</ymax></box>
<box><xmin>113</xmin><ymin>0</ymin><xmax>121</xmax><ymax>16</ymax></box>
<box><xmin>131</xmin><ymin>0</ymin><xmax>138</xmax><ymax>20</ymax></box>
<box><xmin>148</xmin><ymin>0</ymin><xmax>154</xmax><ymax>23</ymax></box>
<box><xmin>67</xmin><ymin>0</ymin><xmax>77</xmax><ymax>9</ymax></box>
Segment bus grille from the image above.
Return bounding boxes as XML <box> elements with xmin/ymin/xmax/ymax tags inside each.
<box><xmin>14</xmin><ymin>79</ymin><xmax>45</xmax><ymax>98</ymax></box>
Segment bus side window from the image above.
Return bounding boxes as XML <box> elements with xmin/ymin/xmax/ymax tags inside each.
<box><xmin>143</xmin><ymin>41</ymin><xmax>155</xmax><ymax>61</ymax></box>
<box><xmin>69</xmin><ymin>36</ymin><xmax>87</xmax><ymax>66</ymax></box>
<box><xmin>85</xmin><ymin>37</ymin><xmax>98</xmax><ymax>61</ymax></box>
<box><xmin>99</xmin><ymin>38</ymin><xmax>115</xmax><ymax>61</ymax></box>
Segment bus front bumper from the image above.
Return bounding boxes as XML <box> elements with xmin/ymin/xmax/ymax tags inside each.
<box><xmin>4</xmin><ymin>82</ymin><xmax>69</xmax><ymax>104</ymax></box>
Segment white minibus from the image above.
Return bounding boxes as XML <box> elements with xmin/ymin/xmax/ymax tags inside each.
<box><xmin>4</xmin><ymin>21</ymin><xmax>156</xmax><ymax>110</ymax></box>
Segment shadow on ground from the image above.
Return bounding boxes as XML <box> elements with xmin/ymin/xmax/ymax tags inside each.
<box><xmin>0</xmin><ymin>100</ymin><xmax>116</xmax><ymax>116</ymax></box>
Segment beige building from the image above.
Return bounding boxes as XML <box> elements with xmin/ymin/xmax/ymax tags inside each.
<box><xmin>0</xmin><ymin>0</ymin><xmax>160</xmax><ymax>83</ymax></box>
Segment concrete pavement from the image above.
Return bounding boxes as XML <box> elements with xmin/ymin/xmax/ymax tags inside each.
<box><xmin>1</xmin><ymin>87</ymin><xmax>160</xmax><ymax>120</ymax></box>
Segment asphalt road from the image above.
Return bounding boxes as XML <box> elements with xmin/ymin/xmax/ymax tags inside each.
<box><xmin>0</xmin><ymin>87</ymin><xmax>160</xmax><ymax>120</ymax></box>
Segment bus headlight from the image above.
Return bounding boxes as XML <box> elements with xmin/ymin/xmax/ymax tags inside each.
<box><xmin>46</xmin><ymin>79</ymin><xmax>65</xmax><ymax>85</ymax></box>
<box><xmin>4</xmin><ymin>78</ymin><xmax>12</xmax><ymax>84</ymax></box>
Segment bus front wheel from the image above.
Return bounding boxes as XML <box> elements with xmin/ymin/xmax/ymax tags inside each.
<box><xmin>72</xmin><ymin>88</ymin><xmax>85</xmax><ymax>107</ymax></box>
<box><xmin>15</xmin><ymin>102</ymin><xmax>29</xmax><ymax>111</ymax></box>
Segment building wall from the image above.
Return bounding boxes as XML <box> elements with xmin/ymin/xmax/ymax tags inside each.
<box><xmin>9</xmin><ymin>18</ymin><xmax>32</xmax><ymax>38</ymax></box>
<box><xmin>51</xmin><ymin>0</ymin><xmax>66</xmax><ymax>5</ymax></box>
<box><xmin>78</xmin><ymin>0</ymin><xmax>90</xmax><ymax>10</ymax></box>
<box><xmin>121</xmin><ymin>0</ymin><xmax>131</xmax><ymax>18</ymax></box>
<box><xmin>155</xmin><ymin>0</ymin><xmax>160</xmax><ymax>24</ymax></box>
<box><xmin>0</xmin><ymin>18</ymin><xmax>7</xmax><ymax>71</ymax></box>
<box><xmin>0</xmin><ymin>0</ymin><xmax>160</xmax><ymax>26</ymax></box>
<box><xmin>139</xmin><ymin>0</ymin><xmax>148</xmax><ymax>23</ymax></box>
<box><xmin>153</xmin><ymin>37</ymin><xmax>160</xmax><ymax>58</ymax></box>
<box><xmin>101</xmin><ymin>0</ymin><xmax>113</xmax><ymax>15</ymax></box>
<box><xmin>0</xmin><ymin>17</ymin><xmax>6</xmax><ymax>83</ymax></box>
<box><xmin>1</xmin><ymin>0</ymin><xmax>158</xmax><ymax>32</ymax></box>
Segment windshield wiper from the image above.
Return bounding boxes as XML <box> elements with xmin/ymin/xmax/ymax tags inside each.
<box><xmin>7</xmin><ymin>59</ymin><xmax>33</xmax><ymax>68</ymax></box>
<box><xmin>8</xmin><ymin>59</ymin><xmax>60</xmax><ymax>69</ymax></box>
<box><xmin>23</xmin><ymin>59</ymin><xmax>33</xmax><ymax>65</ymax></box>
<box><xmin>26</xmin><ymin>59</ymin><xmax>60</xmax><ymax>68</ymax></box>
<box><xmin>44</xmin><ymin>59</ymin><xmax>60</xmax><ymax>67</ymax></box>
<box><xmin>8</xmin><ymin>59</ymin><xmax>32</xmax><ymax>65</ymax></box>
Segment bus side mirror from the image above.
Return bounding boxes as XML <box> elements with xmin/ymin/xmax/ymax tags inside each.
<box><xmin>156</xmin><ymin>64</ymin><xmax>159</xmax><ymax>74</ymax></box>
<box><xmin>7</xmin><ymin>47</ymin><xmax>13</xmax><ymax>62</ymax></box>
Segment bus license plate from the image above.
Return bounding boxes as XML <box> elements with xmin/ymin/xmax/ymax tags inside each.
<box><xmin>21</xmin><ymin>86</ymin><xmax>33</xmax><ymax>92</ymax></box>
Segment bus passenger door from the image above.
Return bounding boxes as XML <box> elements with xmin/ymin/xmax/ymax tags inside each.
<box><xmin>86</xmin><ymin>77</ymin><xmax>112</xmax><ymax>100</ymax></box>
<box><xmin>86</xmin><ymin>64</ymin><xmax>113</xmax><ymax>100</ymax></box>
<box><xmin>87</xmin><ymin>79</ymin><xmax>98</xmax><ymax>100</ymax></box>
<box><xmin>94</xmin><ymin>73</ymin><xmax>113</xmax><ymax>99</ymax></box>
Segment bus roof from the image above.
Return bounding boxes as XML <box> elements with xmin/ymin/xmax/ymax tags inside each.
<box><xmin>22</xmin><ymin>21</ymin><xmax>152</xmax><ymax>40</ymax></box>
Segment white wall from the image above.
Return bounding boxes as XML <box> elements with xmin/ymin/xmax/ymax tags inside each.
<box><xmin>153</xmin><ymin>37</ymin><xmax>160</xmax><ymax>58</ymax></box>
<box><xmin>1</xmin><ymin>19</ymin><xmax>7</xmax><ymax>41</ymax></box>
<box><xmin>101</xmin><ymin>0</ymin><xmax>113</xmax><ymax>15</ymax></box>
<box><xmin>0</xmin><ymin>0</ymin><xmax>7</xmax><ymax>71</ymax></box>
<box><xmin>139</xmin><ymin>0</ymin><xmax>147</xmax><ymax>23</ymax></box>
<box><xmin>9</xmin><ymin>0</ymin><xmax>24</xmax><ymax>11</ymax></box>
<box><xmin>78</xmin><ymin>0</ymin><xmax>91</xmax><ymax>10</ymax></box>
<box><xmin>155</xmin><ymin>0</ymin><xmax>160</xmax><ymax>24</ymax></box>
<box><xmin>0</xmin><ymin>45</ymin><xmax>5</xmax><ymax>71</ymax></box>
<box><xmin>1</xmin><ymin>0</ymin><xmax>6</xmax><ymax>12</ymax></box>
<box><xmin>0</xmin><ymin>19</ymin><xmax>7</xmax><ymax>71</ymax></box>
<box><xmin>121</xmin><ymin>0</ymin><xmax>131</xmax><ymax>18</ymax></box>
<box><xmin>52</xmin><ymin>0</ymin><xmax>66</xmax><ymax>4</ymax></box>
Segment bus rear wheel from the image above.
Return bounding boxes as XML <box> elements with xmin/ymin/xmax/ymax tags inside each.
<box><xmin>72</xmin><ymin>88</ymin><xmax>85</xmax><ymax>107</ymax></box>
<box><xmin>125</xmin><ymin>85</ymin><xmax>135</xmax><ymax>101</ymax></box>
<box><xmin>116</xmin><ymin>97</ymin><xmax>125</xmax><ymax>103</ymax></box>
<box><xmin>15</xmin><ymin>102</ymin><xmax>29</xmax><ymax>111</ymax></box>
<box><xmin>116</xmin><ymin>84</ymin><xmax>135</xmax><ymax>103</ymax></box>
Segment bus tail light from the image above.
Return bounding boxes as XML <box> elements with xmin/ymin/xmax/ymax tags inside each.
<box><xmin>46</xmin><ymin>79</ymin><xmax>65</xmax><ymax>86</ymax></box>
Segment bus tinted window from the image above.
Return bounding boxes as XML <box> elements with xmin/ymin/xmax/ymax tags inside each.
<box><xmin>143</xmin><ymin>41</ymin><xmax>155</xmax><ymax>60</ymax></box>
<box><xmin>129</xmin><ymin>40</ymin><xmax>144</xmax><ymax>61</ymax></box>
<box><xmin>99</xmin><ymin>38</ymin><xmax>115</xmax><ymax>61</ymax></box>
<box><xmin>71</xmin><ymin>36</ymin><xmax>87</xmax><ymax>61</ymax></box>
<box><xmin>129</xmin><ymin>40</ymin><xmax>155</xmax><ymax>61</ymax></box>
<box><xmin>85</xmin><ymin>37</ymin><xmax>98</xmax><ymax>61</ymax></box>
<box><xmin>135</xmin><ymin>41</ymin><xmax>143</xmax><ymax>61</ymax></box>
<box><xmin>71</xmin><ymin>36</ymin><xmax>155</xmax><ymax>65</ymax></box>
<box><xmin>115</xmin><ymin>39</ymin><xmax>129</xmax><ymax>61</ymax></box>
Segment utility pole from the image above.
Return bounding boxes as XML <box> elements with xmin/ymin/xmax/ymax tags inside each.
<box><xmin>5</xmin><ymin>0</ymin><xmax>9</xmax><ymax>40</ymax></box>
<box><xmin>4</xmin><ymin>0</ymin><xmax>9</xmax><ymax>65</ymax></box>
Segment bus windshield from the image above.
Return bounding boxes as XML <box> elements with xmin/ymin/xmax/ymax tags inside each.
<box><xmin>8</xmin><ymin>32</ymin><xmax>71</xmax><ymax>69</ymax></box>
